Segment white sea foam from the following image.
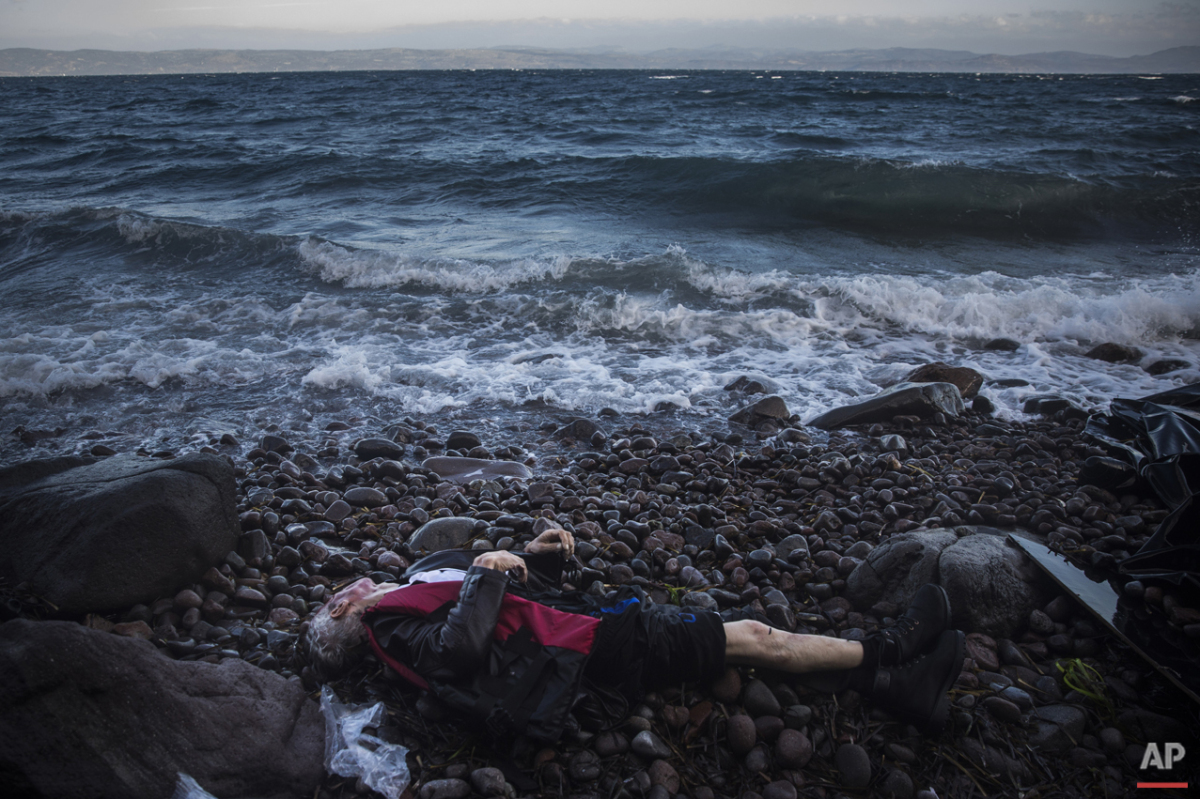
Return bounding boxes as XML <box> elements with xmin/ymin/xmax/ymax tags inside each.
<box><xmin>825</xmin><ymin>270</ymin><xmax>1200</xmax><ymax>344</ymax></box>
<box><xmin>1173</xmin><ymin>95</ymin><xmax>1196</xmax><ymax>104</ymax></box>
<box><xmin>5</xmin><ymin>236</ymin><xmax>1200</xmax><ymax>435</ymax></box>
<box><xmin>297</xmin><ymin>238</ymin><xmax>573</xmax><ymax>292</ymax></box>
<box><xmin>117</xmin><ymin>213</ymin><xmax>204</xmax><ymax>244</ymax></box>
<box><xmin>301</xmin><ymin>346</ymin><xmax>390</xmax><ymax>392</ymax></box>
<box><xmin>679</xmin><ymin>258</ymin><xmax>794</xmax><ymax>300</ymax></box>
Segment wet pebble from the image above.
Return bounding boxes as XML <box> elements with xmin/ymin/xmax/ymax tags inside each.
<box><xmin>753</xmin><ymin>715</ymin><xmax>785</xmax><ymax>743</ymax></box>
<box><xmin>166</xmin><ymin>638</ymin><xmax>197</xmax><ymax>656</ymax></box>
<box><xmin>744</xmin><ymin>679</ymin><xmax>781</xmax><ymax>717</ymax></box>
<box><xmin>782</xmin><ymin>704</ymin><xmax>811</xmax><ymax>729</ymax></box>
<box><xmin>659</xmin><ymin>705</ymin><xmax>689</xmax><ymax>729</ymax></box>
<box><xmin>982</xmin><ymin>696</ymin><xmax>1022</xmax><ymax>724</ymax></box>
<box><xmin>1100</xmin><ymin>726</ymin><xmax>1126</xmax><ymax>754</ymax></box>
<box><xmin>835</xmin><ymin>743</ymin><xmax>871</xmax><ymax>789</ymax></box>
<box><xmin>464</xmin><ymin>767</ymin><xmax>504</xmax><ymax>796</ymax></box>
<box><xmin>419</xmin><ymin>778</ymin><xmax>470</xmax><ymax>799</ymax></box>
<box><xmin>593</xmin><ymin>731</ymin><xmax>629</xmax><ymax>757</ymax></box>
<box><xmin>762</xmin><ymin>781</ymin><xmax>797</xmax><ymax>799</ymax></box>
<box><xmin>234</xmin><ymin>587</ymin><xmax>268</xmax><ymax>608</ymax></box>
<box><xmin>881</xmin><ymin>769</ymin><xmax>914</xmax><ymax>799</ymax></box>
<box><xmin>324</xmin><ymin>500</ymin><xmax>352</xmax><ymax>523</ymax></box>
<box><xmin>631</xmin><ymin>730</ymin><xmax>672</xmax><ymax>759</ymax></box>
<box><xmin>726</xmin><ymin>714</ymin><xmax>757</xmax><ymax>755</ymax></box>
<box><xmin>343</xmin><ymin>486</ymin><xmax>388</xmax><ymax>508</ymax></box>
<box><xmin>743</xmin><ymin>744</ymin><xmax>771</xmax><ymax>773</ymax></box>
<box><xmin>568</xmin><ymin>750</ymin><xmax>600</xmax><ymax>782</ymax></box>
<box><xmin>1028</xmin><ymin>609</ymin><xmax>1055</xmax><ymax>635</ymax></box>
<box><xmin>711</xmin><ymin>667</ymin><xmax>742</xmax><ymax>703</ymax></box>
<box><xmin>999</xmin><ymin>686</ymin><xmax>1034</xmax><ymax>711</ymax></box>
<box><xmin>173</xmin><ymin>589</ymin><xmax>203</xmax><ymax>611</ymax></box>
<box><xmin>965</xmin><ymin>633</ymin><xmax>1000</xmax><ymax>671</ymax></box>
<box><xmin>774</xmin><ymin>729</ymin><xmax>812</xmax><ymax>769</ymax></box>
<box><xmin>647</xmin><ymin>759</ymin><xmax>679</xmax><ymax>793</ymax></box>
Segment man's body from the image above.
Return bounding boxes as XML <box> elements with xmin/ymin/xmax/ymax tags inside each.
<box><xmin>306</xmin><ymin>528</ymin><xmax>965</xmax><ymax>741</ymax></box>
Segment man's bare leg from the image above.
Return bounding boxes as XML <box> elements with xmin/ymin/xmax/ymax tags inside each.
<box><xmin>723</xmin><ymin>620</ymin><xmax>863</xmax><ymax>673</ymax></box>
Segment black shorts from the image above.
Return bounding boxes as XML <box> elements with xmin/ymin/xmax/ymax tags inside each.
<box><xmin>584</xmin><ymin>592</ymin><xmax>727</xmax><ymax>691</ymax></box>
<box><xmin>641</xmin><ymin>605</ymin><xmax>727</xmax><ymax>688</ymax></box>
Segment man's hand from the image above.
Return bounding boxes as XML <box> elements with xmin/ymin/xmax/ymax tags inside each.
<box><xmin>472</xmin><ymin>550</ymin><xmax>528</xmax><ymax>583</ymax></box>
<box><xmin>526</xmin><ymin>527</ymin><xmax>575</xmax><ymax>558</ymax></box>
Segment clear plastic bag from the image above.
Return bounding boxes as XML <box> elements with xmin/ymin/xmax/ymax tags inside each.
<box><xmin>171</xmin><ymin>773</ymin><xmax>218</xmax><ymax>799</ymax></box>
<box><xmin>320</xmin><ymin>685</ymin><xmax>411</xmax><ymax>799</ymax></box>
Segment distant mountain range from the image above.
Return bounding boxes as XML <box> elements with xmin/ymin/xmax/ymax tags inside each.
<box><xmin>1</xmin><ymin>45</ymin><xmax>1198</xmax><ymax>77</ymax></box>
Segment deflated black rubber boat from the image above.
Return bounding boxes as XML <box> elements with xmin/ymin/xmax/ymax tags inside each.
<box><xmin>1085</xmin><ymin>382</ymin><xmax>1200</xmax><ymax>592</ymax></box>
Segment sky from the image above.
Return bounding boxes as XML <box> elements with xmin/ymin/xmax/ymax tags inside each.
<box><xmin>2</xmin><ymin>0</ymin><xmax>1198</xmax><ymax>57</ymax></box>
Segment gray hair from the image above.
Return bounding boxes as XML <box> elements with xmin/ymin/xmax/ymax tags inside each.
<box><xmin>303</xmin><ymin>601</ymin><xmax>370</xmax><ymax>681</ymax></box>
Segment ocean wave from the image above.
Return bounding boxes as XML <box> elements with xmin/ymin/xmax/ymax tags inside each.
<box><xmin>603</xmin><ymin>153</ymin><xmax>1200</xmax><ymax>239</ymax></box>
<box><xmin>824</xmin><ymin>270</ymin><xmax>1200</xmax><ymax>344</ymax></box>
<box><xmin>0</xmin><ymin>207</ymin><xmax>298</xmax><ymax>283</ymax></box>
<box><xmin>6</xmin><ymin>205</ymin><xmax>1198</xmax><ymax>355</ymax></box>
<box><xmin>297</xmin><ymin>238</ymin><xmax>574</xmax><ymax>292</ymax></box>
<box><xmin>0</xmin><ymin>334</ymin><xmax>278</xmax><ymax>398</ymax></box>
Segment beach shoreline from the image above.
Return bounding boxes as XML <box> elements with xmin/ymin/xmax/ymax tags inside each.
<box><xmin>3</xmin><ymin>393</ymin><xmax>1198</xmax><ymax>798</ymax></box>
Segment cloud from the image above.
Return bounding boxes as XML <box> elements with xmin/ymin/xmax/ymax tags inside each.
<box><xmin>1</xmin><ymin>0</ymin><xmax>1196</xmax><ymax>56</ymax></box>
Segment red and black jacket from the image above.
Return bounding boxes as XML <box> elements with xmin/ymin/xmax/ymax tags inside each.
<box><xmin>363</xmin><ymin>565</ymin><xmax>602</xmax><ymax>743</ymax></box>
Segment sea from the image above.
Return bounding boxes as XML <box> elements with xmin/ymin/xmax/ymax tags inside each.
<box><xmin>1</xmin><ymin>69</ymin><xmax>1198</xmax><ymax>461</ymax></box>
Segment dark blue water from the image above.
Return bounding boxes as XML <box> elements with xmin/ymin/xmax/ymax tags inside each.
<box><xmin>1</xmin><ymin>70</ymin><xmax>1199</xmax><ymax>459</ymax></box>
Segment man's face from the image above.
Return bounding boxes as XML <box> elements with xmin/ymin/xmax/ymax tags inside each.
<box><xmin>328</xmin><ymin>577</ymin><xmax>398</xmax><ymax>621</ymax></box>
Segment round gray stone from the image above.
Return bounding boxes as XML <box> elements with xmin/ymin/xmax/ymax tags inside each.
<box><xmin>408</xmin><ymin>517</ymin><xmax>483</xmax><ymax>553</ymax></box>
<box><xmin>343</xmin><ymin>487</ymin><xmax>388</xmax><ymax>508</ymax></box>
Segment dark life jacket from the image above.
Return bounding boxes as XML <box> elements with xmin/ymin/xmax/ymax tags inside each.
<box><xmin>363</xmin><ymin>580</ymin><xmax>601</xmax><ymax>743</ymax></box>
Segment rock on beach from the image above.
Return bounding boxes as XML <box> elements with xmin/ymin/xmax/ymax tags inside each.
<box><xmin>807</xmin><ymin>382</ymin><xmax>965</xmax><ymax>429</ymax></box>
<box><xmin>845</xmin><ymin>528</ymin><xmax>1048</xmax><ymax>639</ymax></box>
<box><xmin>0</xmin><ymin>453</ymin><xmax>239</xmax><ymax>614</ymax></box>
<box><xmin>422</xmin><ymin>456</ymin><xmax>533</xmax><ymax>483</ymax></box>
<box><xmin>0</xmin><ymin>618</ymin><xmax>324</xmax><ymax>799</ymax></box>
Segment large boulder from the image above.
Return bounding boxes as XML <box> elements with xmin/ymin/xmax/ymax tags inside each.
<box><xmin>0</xmin><ymin>619</ymin><xmax>324</xmax><ymax>799</ymax></box>
<box><xmin>807</xmin><ymin>382</ymin><xmax>965</xmax><ymax>430</ymax></box>
<box><xmin>842</xmin><ymin>530</ymin><xmax>958</xmax><ymax>606</ymax></box>
<box><xmin>845</xmin><ymin>528</ymin><xmax>1047</xmax><ymax>639</ymax></box>
<box><xmin>0</xmin><ymin>453</ymin><xmax>239</xmax><ymax>614</ymax></box>
<box><xmin>939</xmin><ymin>534</ymin><xmax>1048</xmax><ymax>638</ymax></box>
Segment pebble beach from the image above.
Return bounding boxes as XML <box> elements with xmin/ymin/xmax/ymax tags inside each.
<box><xmin>10</xmin><ymin>388</ymin><xmax>1197</xmax><ymax>799</ymax></box>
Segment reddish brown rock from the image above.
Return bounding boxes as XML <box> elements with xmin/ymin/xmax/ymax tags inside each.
<box><xmin>726</xmin><ymin>714</ymin><xmax>757</xmax><ymax>755</ymax></box>
<box><xmin>904</xmin><ymin>362</ymin><xmax>984</xmax><ymax>399</ymax></box>
<box><xmin>648</xmin><ymin>759</ymin><xmax>679</xmax><ymax>793</ymax></box>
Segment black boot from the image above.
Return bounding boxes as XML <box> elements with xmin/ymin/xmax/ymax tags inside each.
<box><xmin>876</xmin><ymin>583</ymin><xmax>952</xmax><ymax>667</ymax></box>
<box><xmin>870</xmin><ymin>629</ymin><xmax>965</xmax><ymax>735</ymax></box>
